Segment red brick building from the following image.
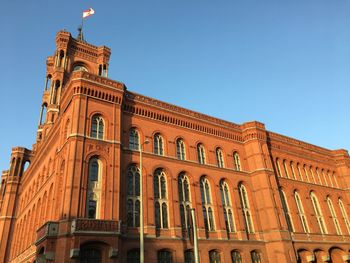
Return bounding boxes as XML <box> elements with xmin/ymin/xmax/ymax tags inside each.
<box><xmin>1</xmin><ymin>31</ymin><xmax>350</xmax><ymax>263</ymax></box>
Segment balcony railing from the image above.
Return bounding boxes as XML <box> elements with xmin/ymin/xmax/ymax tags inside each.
<box><xmin>71</xmin><ymin>218</ymin><xmax>120</xmax><ymax>234</ymax></box>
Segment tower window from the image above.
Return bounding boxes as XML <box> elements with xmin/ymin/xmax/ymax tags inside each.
<box><xmin>176</xmin><ymin>138</ymin><xmax>186</xmax><ymax>160</ymax></box>
<box><xmin>197</xmin><ymin>143</ymin><xmax>206</xmax><ymax>164</ymax></box>
<box><xmin>216</xmin><ymin>148</ymin><xmax>225</xmax><ymax>168</ymax></box>
<box><xmin>200</xmin><ymin>176</ymin><xmax>215</xmax><ymax>231</ymax></box>
<box><xmin>233</xmin><ymin>152</ymin><xmax>241</xmax><ymax>171</ymax></box>
<box><xmin>91</xmin><ymin>115</ymin><xmax>104</xmax><ymax>139</ymax></box>
<box><xmin>154</xmin><ymin>133</ymin><xmax>164</xmax><ymax>155</ymax></box>
<box><xmin>73</xmin><ymin>65</ymin><xmax>88</xmax><ymax>72</ymax></box>
<box><xmin>129</xmin><ymin>128</ymin><xmax>140</xmax><ymax>150</ymax></box>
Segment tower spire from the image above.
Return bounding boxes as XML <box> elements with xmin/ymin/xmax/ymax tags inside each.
<box><xmin>77</xmin><ymin>25</ymin><xmax>85</xmax><ymax>42</ymax></box>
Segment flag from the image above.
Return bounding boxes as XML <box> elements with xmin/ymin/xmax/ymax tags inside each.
<box><xmin>83</xmin><ymin>8</ymin><xmax>95</xmax><ymax>18</ymax></box>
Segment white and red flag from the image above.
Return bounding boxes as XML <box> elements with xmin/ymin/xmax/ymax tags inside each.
<box><xmin>83</xmin><ymin>8</ymin><xmax>95</xmax><ymax>18</ymax></box>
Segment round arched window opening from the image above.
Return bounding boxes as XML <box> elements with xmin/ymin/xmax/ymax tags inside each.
<box><xmin>73</xmin><ymin>65</ymin><xmax>88</xmax><ymax>72</ymax></box>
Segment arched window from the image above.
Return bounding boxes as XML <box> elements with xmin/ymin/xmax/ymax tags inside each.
<box><xmin>279</xmin><ymin>189</ymin><xmax>294</xmax><ymax>232</ymax></box>
<box><xmin>51</xmin><ymin>80</ymin><xmax>60</xmax><ymax>104</ymax></box>
<box><xmin>200</xmin><ymin>177</ymin><xmax>215</xmax><ymax>231</ymax></box>
<box><xmin>178</xmin><ymin>173</ymin><xmax>191</xmax><ymax>236</ymax></box>
<box><xmin>91</xmin><ymin>115</ymin><xmax>104</xmax><ymax>139</ymax></box>
<box><xmin>209</xmin><ymin>250</ymin><xmax>221</xmax><ymax>263</ymax></box>
<box><xmin>127</xmin><ymin>249</ymin><xmax>140</xmax><ymax>263</ymax></box>
<box><xmin>184</xmin><ymin>250</ymin><xmax>194</xmax><ymax>263</ymax></box>
<box><xmin>220</xmin><ymin>180</ymin><xmax>235</xmax><ymax>233</ymax></box>
<box><xmin>157</xmin><ymin>250</ymin><xmax>172</xmax><ymax>263</ymax></box>
<box><xmin>233</xmin><ymin>152</ymin><xmax>241</xmax><ymax>171</ymax></box>
<box><xmin>231</xmin><ymin>250</ymin><xmax>242</xmax><ymax>263</ymax></box>
<box><xmin>129</xmin><ymin>128</ymin><xmax>139</xmax><ymax>150</ymax></box>
<box><xmin>276</xmin><ymin>159</ymin><xmax>282</xmax><ymax>177</ymax></box>
<box><xmin>294</xmin><ymin>191</ymin><xmax>309</xmax><ymax>233</ymax></box>
<box><xmin>58</xmin><ymin>50</ymin><xmax>65</xmax><ymax>68</ymax></box>
<box><xmin>333</xmin><ymin>172</ymin><xmax>339</xmax><ymax>188</ymax></box>
<box><xmin>127</xmin><ymin>165</ymin><xmax>140</xmax><ymax>227</ymax></box>
<box><xmin>197</xmin><ymin>143</ymin><xmax>206</xmax><ymax>164</ymax></box>
<box><xmin>327</xmin><ymin>197</ymin><xmax>342</xmax><ymax>235</ymax></box>
<box><xmin>327</xmin><ymin>170</ymin><xmax>334</xmax><ymax>187</ymax></box>
<box><xmin>80</xmin><ymin>247</ymin><xmax>102</xmax><ymax>263</ymax></box>
<box><xmin>176</xmin><ymin>138</ymin><xmax>186</xmax><ymax>160</ymax></box>
<box><xmin>322</xmin><ymin>169</ymin><xmax>328</xmax><ymax>186</ymax></box>
<box><xmin>310</xmin><ymin>192</ymin><xmax>327</xmax><ymax>234</ymax></box>
<box><xmin>238</xmin><ymin>183</ymin><xmax>254</xmax><ymax>233</ymax></box>
<box><xmin>216</xmin><ymin>148</ymin><xmax>225</xmax><ymax>168</ymax></box>
<box><xmin>154</xmin><ymin>133</ymin><xmax>164</xmax><ymax>155</ymax></box>
<box><xmin>315</xmin><ymin>168</ymin><xmax>322</xmax><ymax>185</ymax></box>
<box><xmin>290</xmin><ymin>162</ymin><xmax>296</xmax><ymax>180</ymax></box>
<box><xmin>309</xmin><ymin>167</ymin><xmax>316</xmax><ymax>183</ymax></box>
<box><xmin>73</xmin><ymin>64</ymin><xmax>88</xmax><ymax>72</ymax></box>
<box><xmin>250</xmin><ymin>251</ymin><xmax>262</xmax><ymax>263</ymax></box>
<box><xmin>303</xmin><ymin>165</ymin><xmax>310</xmax><ymax>182</ymax></box>
<box><xmin>338</xmin><ymin>199</ymin><xmax>350</xmax><ymax>235</ymax></box>
<box><xmin>283</xmin><ymin>160</ymin><xmax>289</xmax><ymax>178</ymax></box>
<box><xmin>154</xmin><ymin>169</ymin><xmax>168</xmax><ymax>229</ymax></box>
<box><xmin>296</xmin><ymin>163</ymin><xmax>303</xmax><ymax>181</ymax></box>
<box><xmin>87</xmin><ymin>158</ymin><xmax>102</xmax><ymax>219</ymax></box>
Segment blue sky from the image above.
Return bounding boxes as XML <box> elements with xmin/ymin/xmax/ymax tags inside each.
<box><xmin>1</xmin><ymin>0</ymin><xmax>349</xmax><ymax>172</ymax></box>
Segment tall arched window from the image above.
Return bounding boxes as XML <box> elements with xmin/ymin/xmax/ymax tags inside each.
<box><xmin>294</xmin><ymin>191</ymin><xmax>309</xmax><ymax>233</ymax></box>
<box><xmin>87</xmin><ymin>158</ymin><xmax>102</xmax><ymax>219</ymax></box>
<box><xmin>154</xmin><ymin>133</ymin><xmax>164</xmax><ymax>155</ymax></box>
<box><xmin>283</xmin><ymin>160</ymin><xmax>289</xmax><ymax>178</ymax></box>
<box><xmin>309</xmin><ymin>167</ymin><xmax>316</xmax><ymax>184</ymax></box>
<box><xmin>158</xmin><ymin>250</ymin><xmax>172</xmax><ymax>263</ymax></box>
<box><xmin>231</xmin><ymin>250</ymin><xmax>242</xmax><ymax>263</ymax></box>
<box><xmin>216</xmin><ymin>148</ymin><xmax>225</xmax><ymax>168</ymax></box>
<box><xmin>290</xmin><ymin>162</ymin><xmax>296</xmax><ymax>180</ymax></box>
<box><xmin>322</xmin><ymin>169</ymin><xmax>328</xmax><ymax>186</ymax></box>
<box><xmin>209</xmin><ymin>250</ymin><xmax>221</xmax><ymax>263</ymax></box>
<box><xmin>200</xmin><ymin>176</ymin><xmax>215</xmax><ymax>231</ymax></box>
<box><xmin>333</xmin><ymin>172</ymin><xmax>339</xmax><ymax>188</ymax></box>
<box><xmin>178</xmin><ymin>173</ymin><xmax>191</xmax><ymax>236</ymax></box>
<box><xmin>315</xmin><ymin>168</ymin><xmax>322</xmax><ymax>185</ymax></box>
<box><xmin>220</xmin><ymin>180</ymin><xmax>235</xmax><ymax>233</ymax></box>
<box><xmin>327</xmin><ymin>197</ymin><xmax>341</xmax><ymax>235</ymax></box>
<box><xmin>129</xmin><ymin>128</ymin><xmax>139</xmax><ymax>150</ymax></box>
<box><xmin>276</xmin><ymin>159</ymin><xmax>282</xmax><ymax>177</ymax></box>
<box><xmin>126</xmin><ymin>165</ymin><xmax>140</xmax><ymax>227</ymax></box>
<box><xmin>154</xmin><ymin>169</ymin><xmax>168</xmax><ymax>229</ymax></box>
<box><xmin>303</xmin><ymin>165</ymin><xmax>310</xmax><ymax>182</ymax></box>
<box><xmin>327</xmin><ymin>170</ymin><xmax>334</xmax><ymax>187</ymax></box>
<box><xmin>233</xmin><ymin>152</ymin><xmax>241</xmax><ymax>171</ymax></box>
<box><xmin>91</xmin><ymin>115</ymin><xmax>104</xmax><ymax>139</ymax></box>
<box><xmin>296</xmin><ymin>163</ymin><xmax>303</xmax><ymax>181</ymax></box>
<box><xmin>279</xmin><ymin>189</ymin><xmax>294</xmax><ymax>232</ymax></box>
<box><xmin>310</xmin><ymin>192</ymin><xmax>327</xmax><ymax>234</ymax></box>
<box><xmin>176</xmin><ymin>138</ymin><xmax>186</xmax><ymax>160</ymax></box>
<box><xmin>197</xmin><ymin>143</ymin><xmax>206</xmax><ymax>164</ymax></box>
<box><xmin>251</xmin><ymin>251</ymin><xmax>262</xmax><ymax>263</ymax></box>
<box><xmin>238</xmin><ymin>183</ymin><xmax>254</xmax><ymax>233</ymax></box>
<box><xmin>338</xmin><ymin>199</ymin><xmax>350</xmax><ymax>235</ymax></box>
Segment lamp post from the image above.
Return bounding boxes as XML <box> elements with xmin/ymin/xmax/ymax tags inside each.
<box><xmin>191</xmin><ymin>208</ymin><xmax>200</xmax><ymax>263</ymax></box>
<box><xmin>140</xmin><ymin>139</ymin><xmax>149</xmax><ymax>263</ymax></box>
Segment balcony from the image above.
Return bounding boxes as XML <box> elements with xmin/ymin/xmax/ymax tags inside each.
<box><xmin>71</xmin><ymin>218</ymin><xmax>121</xmax><ymax>234</ymax></box>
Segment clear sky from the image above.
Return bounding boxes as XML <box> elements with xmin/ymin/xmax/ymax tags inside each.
<box><xmin>1</xmin><ymin>0</ymin><xmax>349</xmax><ymax>172</ymax></box>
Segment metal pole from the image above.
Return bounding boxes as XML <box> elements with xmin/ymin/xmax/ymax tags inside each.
<box><xmin>191</xmin><ymin>208</ymin><xmax>199</xmax><ymax>263</ymax></box>
<box><xmin>139</xmin><ymin>139</ymin><xmax>149</xmax><ymax>263</ymax></box>
<box><xmin>140</xmin><ymin>145</ymin><xmax>144</xmax><ymax>263</ymax></box>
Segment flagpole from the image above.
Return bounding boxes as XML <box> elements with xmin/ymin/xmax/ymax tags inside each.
<box><xmin>191</xmin><ymin>208</ymin><xmax>199</xmax><ymax>263</ymax></box>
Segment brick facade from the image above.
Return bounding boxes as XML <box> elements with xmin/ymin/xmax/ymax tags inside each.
<box><xmin>0</xmin><ymin>31</ymin><xmax>350</xmax><ymax>263</ymax></box>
